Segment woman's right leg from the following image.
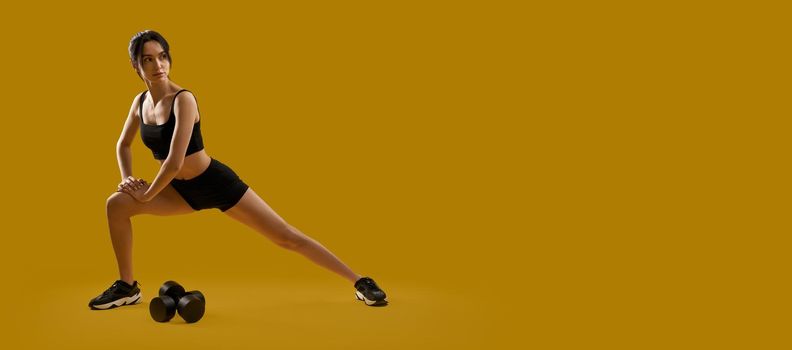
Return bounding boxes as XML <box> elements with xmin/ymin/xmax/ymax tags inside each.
<box><xmin>105</xmin><ymin>184</ymin><xmax>195</xmax><ymax>284</ymax></box>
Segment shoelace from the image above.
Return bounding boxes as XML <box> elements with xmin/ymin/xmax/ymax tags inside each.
<box><xmin>100</xmin><ymin>281</ymin><xmax>141</xmax><ymax>296</ymax></box>
<box><xmin>362</xmin><ymin>278</ymin><xmax>378</xmax><ymax>290</ymax></box>
<box><xmin>101</xmin><ymin>282</ymin><xmax>119</xmax><ymax>297</ymax></box>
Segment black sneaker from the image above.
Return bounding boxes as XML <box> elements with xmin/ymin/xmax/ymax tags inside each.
<box><xmin>354</xmin><ymin>277</ymin><xmax>388</xmax><ymax>306</ymax></box>
<box><xmin>88</xmin><ymin>280</ymin><xmax>142</xmax><ymax>310</ymax></box>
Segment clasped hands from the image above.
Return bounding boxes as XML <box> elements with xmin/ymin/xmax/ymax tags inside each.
<box><xmin>117</xmin><ymin>176</ymin><xmax>151</xmax><ymax>202</ymax></box>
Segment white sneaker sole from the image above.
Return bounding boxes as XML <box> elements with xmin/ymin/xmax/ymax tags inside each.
<box><xmin>90</xmin><ymin>292</ymin><xmax>142</xmax><ymax>310</ymax></box>
<box><xmin>355</xmin><ymin>291</ymin><xmax>388</xmax><ymax>306</ymax></box>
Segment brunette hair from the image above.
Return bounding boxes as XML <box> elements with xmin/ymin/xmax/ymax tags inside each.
<box><xmin>128</xmin><ymin>30</ymin><xmax>172</xmax><ymax>80</ymax></box>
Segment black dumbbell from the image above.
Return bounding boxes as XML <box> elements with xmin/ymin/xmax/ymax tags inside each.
<box><xmin>149</xmin><ymin>280</ymin><xmax>205</xmax><ymax>323</ymax></box>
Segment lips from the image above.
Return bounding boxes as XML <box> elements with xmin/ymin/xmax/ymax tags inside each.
<box><xmin>154</xmin><ymin>72</ymin><xmax>165</xmax><ymax>76</ymax></box>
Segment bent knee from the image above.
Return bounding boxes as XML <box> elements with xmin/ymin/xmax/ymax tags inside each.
<box><xmin>106</xmin><ymin>192</ymin><xmax>136</xmax><ymax>217</ymax></box>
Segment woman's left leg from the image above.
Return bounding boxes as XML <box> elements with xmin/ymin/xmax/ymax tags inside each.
<box><xmin>223</xmin><ymin>188</ymin><xmax>362</xmax><ymax>283</ymax></box>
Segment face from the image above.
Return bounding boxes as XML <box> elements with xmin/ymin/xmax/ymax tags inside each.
<box><xmin>135</xmin><ymin>41</ymin><xmax>170</xmax><ymax>81</ymax></box>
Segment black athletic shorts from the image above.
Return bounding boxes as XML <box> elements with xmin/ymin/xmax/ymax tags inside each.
<box><xmin>169</xmin><ymin>158</ymin><xmax>249</xmax><ymax>212</ymax></box>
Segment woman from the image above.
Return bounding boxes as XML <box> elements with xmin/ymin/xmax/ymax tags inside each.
<box><xmin>88</xmin><ymin>30</ymin><xmax>388</xmax><ymax>310</ymax></box>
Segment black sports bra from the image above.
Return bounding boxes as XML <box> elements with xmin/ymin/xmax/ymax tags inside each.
<box><xmin>139</xmin><ymin>89</ymin><xmax>205</xmax><ymax>160</ymax></box>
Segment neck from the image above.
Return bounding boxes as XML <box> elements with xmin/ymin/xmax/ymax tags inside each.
<box><xmin>145</xmin><ymin>79</ymin><xmax>175</xmax><ymax>102</ymax></box>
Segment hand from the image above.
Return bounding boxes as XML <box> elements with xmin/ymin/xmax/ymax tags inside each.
<box><xmin>118</xmin><ymin>177</ymin><xmax>150</xmax><ymax>202</ymax></box>
<box><xmin>117</xmin><ymin>176</ymin><xmax>145</xmax><ymax>192</ymax></box>
<box><xmin>120</xmin><ymin>181</ymin><xmax>151</xmax><ymax>203</ymax></box>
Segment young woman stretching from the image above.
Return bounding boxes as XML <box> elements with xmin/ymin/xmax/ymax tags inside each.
<box><xmin>88</xmin><ymin>30</ymin><xmax>388</xmax><ymax>310</ymax></box>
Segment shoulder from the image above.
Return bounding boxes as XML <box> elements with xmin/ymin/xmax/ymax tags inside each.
<box><xmin>130</xmin><ymin>91</ymin><xmax>146</xmax><ymax>117</ymax></box>
<box><xmin>173</xmin><ymin>90</ymin><xmax>199</xmax><ymax>122</ymax></box>
<box><xmin>174</xmin><ymin>89</ymin><xmax>197</xmax><ymax>108</ymax></box>
<box><xmin>134</xmin><ymin>90</ymin><xmax>146</xmax><ymax>103</ymax></box>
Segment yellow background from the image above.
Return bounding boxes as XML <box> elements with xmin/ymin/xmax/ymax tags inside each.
<box><xmin>0</xmin><ymin>1</ymin><xmax>785</xmax><ymax>349</ymax></box>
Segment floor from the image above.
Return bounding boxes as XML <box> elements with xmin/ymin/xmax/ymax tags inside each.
<box><xmin>8</xmin><ymin>278</ymin><xmax>511</xmax><ymax>349</ymax></box>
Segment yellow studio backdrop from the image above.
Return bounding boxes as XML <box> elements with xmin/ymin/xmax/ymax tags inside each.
<box><xmin>0</xmin><ymin>1</ymin><xmax>786</xmax><ymax>349</ymax></box>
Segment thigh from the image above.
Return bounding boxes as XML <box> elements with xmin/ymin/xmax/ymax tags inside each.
<box><xmin>222</xmin><ymin>188</ymin><xmax>292</xmax><ymax>237</ymax></box>
<box><xmin>108</xmin><ymin>184</ymin><xmax>195</xmax><ymax>217</ymax></box>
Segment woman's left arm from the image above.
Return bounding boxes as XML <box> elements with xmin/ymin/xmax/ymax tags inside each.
<box><xmin>139</xmin><ymin>91</ymin><xmax>200</xmax><ymax>202</ymax></box>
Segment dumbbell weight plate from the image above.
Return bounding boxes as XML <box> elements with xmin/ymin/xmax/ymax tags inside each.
<box><xmin>186</xmin><ymin>290</ymin><xmax>205</xmax><ymax>304</ymax></box>
<box><xmin>177</xmin><ymin>294</ymin><xmax>205</xmax><ymax>323</ymax></box>
<box><xmin>149</xmin><ymin>295</ymin><xmax>177</xmax><ymax>322</ymax></box>
<box><xmin>159</xmin><ymin>280</ymin><xmax>186</xmax><ymax>299</ymax></box>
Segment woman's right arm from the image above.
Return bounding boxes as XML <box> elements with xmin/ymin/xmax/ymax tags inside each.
<box><xmin>116</xmin><ymin>93</ymin><xmax>143</xmax><ymax>182</ymax></box>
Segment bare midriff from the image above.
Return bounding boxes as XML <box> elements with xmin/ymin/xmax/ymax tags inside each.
<box><xmin>160</xmin><ymin>149</ymin><xmax>212</xmax><ymax>180</ymax></box>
